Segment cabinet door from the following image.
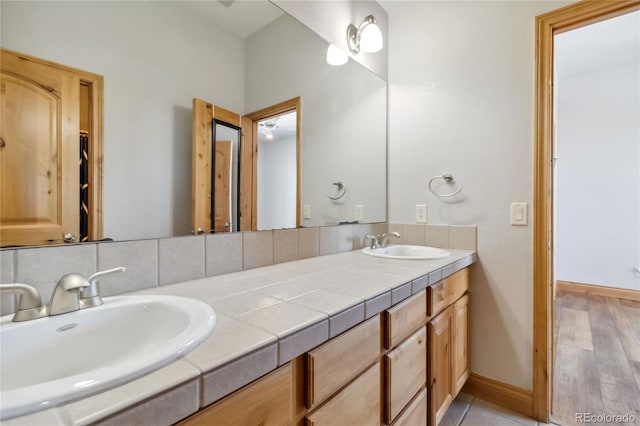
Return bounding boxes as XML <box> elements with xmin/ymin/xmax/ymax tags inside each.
<box><xmin>453</xmin><ymin>294</ymin><xmax>470</xmax><ymax>397</ymax></box>
<box><xmin>306</xmin><ymin>363</ymin><xmax>380</xmax><ymax>426</ymax></box>
<box><xmin>384</xmin><ymin>327</ymin><xmax>427</xmax><ymax>423</ymax></box>
<box><xmin>392</xmin><ymin>388</ymin><xmax>427</xmax><ymax>426</ymax></box>
<box><xmin>180</xmin><ymin>364</ymin><xmax>292</xmax><ymax>426</ymax></box>
<box><xmin>428</xmin><ymin>305</ymin><xmax>453</xmax><ymax>426</ymax></box>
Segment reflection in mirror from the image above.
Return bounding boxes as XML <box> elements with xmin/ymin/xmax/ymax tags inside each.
<box><xmin>257</xmin><ymin>111</ymin><xmax>297</xmax><ymax>230</ymax></box>
<box><xmin>0</xmin><ymin>0</ymin><xmax>386</xmax><ymax>244</ymax></box>
<box><xmin>213</xmin><ymin>122</ymin><xmax>241</xmax><ymax>233</ymax></box>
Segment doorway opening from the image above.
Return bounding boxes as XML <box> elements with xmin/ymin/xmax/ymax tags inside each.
<box><xmin>533</xmin><ymin>1</ymin><xmax>640</xmax><ymax>422</ymax></box>
<box><xmin>243</xmin><ymin>97</ymin><xmax>301</xmax><ymax>231</ymax></box>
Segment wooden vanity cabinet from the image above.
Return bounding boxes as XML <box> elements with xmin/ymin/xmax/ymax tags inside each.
<box><xmin>427</xmin><ymin>268</ymin><xmax>471</xmax><ymax>426</ymax></box>
<box><xmin>428</xmin><ymin>305</ymin><xmax>454</xmax><ymax>426</ymax></box>
<box><xmin>180</xmin><ymin>266</ymin><xmax>472</xmax><ymax>426</ymax></box>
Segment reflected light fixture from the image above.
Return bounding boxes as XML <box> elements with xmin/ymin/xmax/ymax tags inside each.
<box><xmin>326</xmin><ymin>44</ymin><xmax>348</xmax><ymax>66</ymax></box>
<box><xmin>259</xmin><ymin>117</ymin><xmax>279</xmax><ymax>140</ymax></box>
<box><xmin>347</xmin><ymin>15</ymin><xmax>383</xmax><ymax>55</ymax></box>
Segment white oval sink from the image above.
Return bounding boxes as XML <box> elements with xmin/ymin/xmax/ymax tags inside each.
<box><xmin>0</xmin><ymin>295</ymin><xmax>216</xmax><ymax>420</ymax></box>
<box><xmin>362</xmin><ymin>245</ymin><xmax>450</xmax><ymax>260</ymax></box>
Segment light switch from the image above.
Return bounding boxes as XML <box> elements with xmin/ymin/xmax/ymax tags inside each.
<box><xmin>355</xmin><ymin>205</ymin><xmax>364</xmax><ymax>221</ymax></box>
<box><xmin>510</xmin><ymin>203</ymin><xmax>528</xmax><ymax>226</ymax></box>
<box><xmin>303</xmin><ymin>204</ymin><xmax>311</xmax><ymax>220</ymax></box>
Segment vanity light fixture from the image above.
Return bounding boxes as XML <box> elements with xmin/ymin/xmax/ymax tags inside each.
<box><xmin>346</xmin><ymin>15</ymin><xmax>383</xmax><ymax>55</ymax></box>
<box><xmin>326</xmin><ymin>44</ymin><xmax>348</xmax><ymax>66</ymax></box>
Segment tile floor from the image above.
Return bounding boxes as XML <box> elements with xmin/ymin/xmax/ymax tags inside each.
<box><xmin>442</xmin><ymin>393</ymin><xmax>557</xmax><ymax>426</ymax></box>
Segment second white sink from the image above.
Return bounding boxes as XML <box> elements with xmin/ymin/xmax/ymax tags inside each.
<box><xmin>362</xmin><ymin>245</ymin><xmax>450</xmax><ymax>260</ymax></box>
<box><xmin>0</xmin><ymin>294</ymin><xmax>216</xmax><ymax>420</ymax></box>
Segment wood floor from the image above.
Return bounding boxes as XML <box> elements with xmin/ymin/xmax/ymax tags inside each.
<box><xmin>553</xmin><ymin>290</ymin><xmax>640</xmax><ymax>425</ymax></box>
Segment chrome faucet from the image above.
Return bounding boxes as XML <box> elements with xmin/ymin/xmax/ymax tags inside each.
<box><xmin>49</xmin><ymin>273</ymin><xmax>91</xmax><ymax>315</ymax></box>
<box><xmin>80</xmin><ymin>267</ymin><xmax>126</xmax><ymax>308</ymax></box>
<box><xmin>0</xmin><ymin>283</ymin><xmax>48</xmax><ymax>322</ymax></box>
<box><xmin>379</xmin><ymin>232</ymin><xmax>400</xmax><ymax>248</ymax></box>
<box><xmin>49</xmin><ymin>266</ymin><xmax>126</xmax><ymax>315</ymax></box>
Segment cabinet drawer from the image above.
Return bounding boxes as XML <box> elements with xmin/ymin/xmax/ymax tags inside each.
<box><xmin>428</xmin><ymin>267</ymin><xmax>469</xmax><ymax>316</ymax></box>
<box><xmin>384</xmin><ymin>290</ymin><xmax>427</xmax><ymax>349</ymax></box>
<box><xmin>392</xmin><ymin>388</ymin><xmax>427</xmax><ymax>426</ymax></box>
<box><xmin>306</xmin><ymin>362</ymin><xmax>380</xmax><ymax>426</ymax></box>
<box><xmin>306</xmin><ymin>315</ymin><xmax>381</xmax><ymax>408</ymax></box>
<box><xmin>384</xmin><ymin>327</ymin><xmax>427</xmax><ymax>424</ymax></box>
<box><xmin>180</xmin><ymin>364</ymin><xmax>291</xmax><ymax>426</ymax></box>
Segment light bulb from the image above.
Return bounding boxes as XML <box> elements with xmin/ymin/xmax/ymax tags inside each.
<box><xmin>326</xmin><ymin>44</ymin><xmax>348</xmax><ymax>66</ymax></box>
<box><xmin>360</xmin><ymin>23</ymin><xmax>383</xmax><ymax>53</ymax></box>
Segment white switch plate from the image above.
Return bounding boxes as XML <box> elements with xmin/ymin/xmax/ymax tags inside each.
<box><xmin>416</xmin><ymin>204</ymin><xmax>427</xmax><ymax>223</ymax></box>
<box><xmin>303</xmin><ymin>204</ymin><xmax>311</xmax><ymax>220</ymax></box>
<box><xmin>510</xmin><ymin>202</ymin><xmax>528</xmax><ymax>226</ymax></box>
<box><xmin>355</xmin><ymin>205</ymin><xmax>364</xmax><ymax>221</ymax></box>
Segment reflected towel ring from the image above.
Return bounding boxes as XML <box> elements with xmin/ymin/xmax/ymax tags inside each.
<box><xmin>428</xmin><ymin>174</ymin><xmax>463</xmax><ymax>198</ymax></box>
<box><xmin>327</xmin><ymin>181</ymin><xmax>347</xmax><ymax>200</ymax></box>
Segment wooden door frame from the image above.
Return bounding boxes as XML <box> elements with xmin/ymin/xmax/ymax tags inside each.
<box><xmin>1</xmin><ymin>48</ymin><xmax>103</xmax><ymax>242</ymax></box>
<box><xmin>244</xmin><ymin>97</ymin><xmax>302</xmax><ymax>230</ymax></box>
<box><xmin>532</xmin><ymin>1</ymin><xmax>640</xmax><ymax>421</ymax></box>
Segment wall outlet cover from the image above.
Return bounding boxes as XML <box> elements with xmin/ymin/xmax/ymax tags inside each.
<box><xmin>416</xmin><ymin>204</ymin><xmax>427</xmax><ymax>223</ymax></box>
<box><xmin>303</xmin><ymin>204</ymin><xmax>311</xmax><ymax>220</ymax></box>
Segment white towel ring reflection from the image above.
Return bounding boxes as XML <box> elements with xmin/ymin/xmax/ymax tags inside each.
<box><xmin>327</xmin><ymin>181</ymin><xmax>347</xmax><ymax>200</ymax></box>
<box><xmin>428</xmin><ymin>174</ymin><xmax>463</xmax><ymax>198</ymax></box>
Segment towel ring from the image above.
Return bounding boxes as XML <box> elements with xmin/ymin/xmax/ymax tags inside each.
<box><xmin>428</xmin><ymin>174</ymin><xmax>463</xmax><ymax>198</ymax></box>
<box><xmin>327</xmin><ymin>181</ymin><xmax>347</xmax><ymax>200</ymax></box>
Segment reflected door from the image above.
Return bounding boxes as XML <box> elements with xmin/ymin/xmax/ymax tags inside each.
<box><xmin>213</xmin><ymin>141</ymin><xmax>232</xmax><ymax>232</ymax></box>
<box><xmin>0</xmin><ymin>51</ymin><xmax>80</xmax><ymax>246</ymax></box>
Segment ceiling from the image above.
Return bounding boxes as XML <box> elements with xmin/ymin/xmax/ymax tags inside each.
<box><xmin>555</xmin><ymin>10</ymin><xmax>640</xmax><ymax>78</ymax></box>
<box><xmin>258</xmin><ymin>111</ymin><xmax>297</xmax><ymax>142</ymax></box>
<box><xmin>182</xmin><ymin>0</ymin><xmax>284</xmax><ymax>39</ymax></box>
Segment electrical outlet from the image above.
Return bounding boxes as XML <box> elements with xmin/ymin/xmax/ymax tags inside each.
<box><xmin>303</xmin><ymin>204</ymin><xmax>311</xmax><ymax>220</ymax></box>
<box><xmin>416</xmin><ymin>204</ymin><xmax>427</xmax><ymax>223</ymax></box>
<box><xmin>355</xmin><ymin>205</ymin><xmax>364</xmax><ymax>221</ymax></box>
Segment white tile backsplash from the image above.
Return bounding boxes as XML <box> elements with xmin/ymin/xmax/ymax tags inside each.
<box><xmin>97</xmin><ymin>239</ymin><xmax>158</xmax><ymax>295</ymax></box>
<box><xmin>1</xmin><ymin>250</ymin><xmax>16</xmax><ymax>314</ymax></box>
<box><xmin>158</xmin><ymin>236</ymin><xmax>205</xmax><ymax>285</ymax></box>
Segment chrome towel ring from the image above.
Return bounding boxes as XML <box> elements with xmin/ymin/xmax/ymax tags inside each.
<box><xmin>327</xmin><ymin>181</ymin><xmax>347</xmax><ymax>200</ymax></box>
<box><xmin>428</xmin><ymin>174</ymin><xmax>462</xmax><ymax>198</ymax></box>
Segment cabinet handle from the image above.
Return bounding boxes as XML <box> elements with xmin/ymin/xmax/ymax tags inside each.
<box><xmin>0</xmin><ymin>137</ymin><xmax>5</xmax><ymax>148</ymax></box>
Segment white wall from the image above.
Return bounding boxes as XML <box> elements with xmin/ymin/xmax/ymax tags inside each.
<box><xmin>384</xmin><ymin>1</ymin><xmax>567</xmax><ymax>390</ymax></box>
<box><xmin>246</xmin><ymin>15</ymin><xmax>387</xmax><ymax>227</ymax></box>
<box><xmin>555</xmin><ymin>63</ymin><xmax>640</xmax><ymax>290</ymax></box>
<box><xmin>1</xmin><ymin>1</ymin><xmax>245</xmax><ymax>240</ymax></box>
<box><xmin>258</xmin><ymin>135</ymin><xmax>297</xmax><ymax>230</ymax></box>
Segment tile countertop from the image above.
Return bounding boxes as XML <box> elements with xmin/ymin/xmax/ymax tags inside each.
<box><xmin>5</xmin><ymin>249</ymin><xmax>476</xmax><ymax>426</ymax></box>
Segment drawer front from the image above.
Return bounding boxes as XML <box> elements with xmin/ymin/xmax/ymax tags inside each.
<box><xmin>306</xmin><ymin>315</ymin><xmax>381</xmax><ymax>408</ymax></box>
<box><xmin>306</xmin><ymin>362</ymin><xmax>381</xmax><ymax>426</ymax></box>
<box><xmin>384</xmin><ymin>290</ymin><xmax>427</xmax><ymax>349</ymax></box>
<box><xmin>392</xmin><ymin>388</ymin><xmax>427</xmax><ymax>426</ymax></box>
<box><xmin>384</xmin><ymin>327</ymin><xmax>427</xmax><ymax>423</ymax></box>
<box><xmin>428</xmin><ymin>267</ymin><xmax>469</xmax><ymax>316</ymax></box>
<box><xmin>180</xmin><ymin>364</ymin><xmax>291</xmax><ymax>426</ymax></box>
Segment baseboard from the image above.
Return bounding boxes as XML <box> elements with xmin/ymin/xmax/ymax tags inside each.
<box><xmin>462</xmin><ymin>373</ymin><xmax>533</xmax><ymax>419</ymax></box>
<box><xmin>556</xmin><ymin>281</ymin><xmax>640</xmax><ymax>302</ymax></box>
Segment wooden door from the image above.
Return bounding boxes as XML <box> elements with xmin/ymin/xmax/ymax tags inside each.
<box><xmin>428</xmin><ymin>305</ymin><xmax>453</xmax><ymax>426</ymax></box>
<box><xmin>0</xmin><ymin>51</ymin><xmax>80</xmax><ymax>246</ymax></box>
<box><xmin>452</xmin><ymin>294</ymin><xmax>470</xmax><ymax>397</ymax></box>
<box><xmin>213</xmin><ymin>140</ymin><xmax>232</xmax><ymax>232</ymax></box>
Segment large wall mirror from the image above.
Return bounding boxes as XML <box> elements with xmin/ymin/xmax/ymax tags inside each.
<box><xmin>0</xmin><ymin>0</ymin><xmax>386</xmax><ymax>245</ymax></box>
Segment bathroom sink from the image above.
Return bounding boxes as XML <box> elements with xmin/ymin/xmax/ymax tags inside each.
<box><xmin>362</xmin><ymin>245</ymin><xmax>450</xmax><ymax>260</ymax></box>
<box><xmin>0</xmin><ymin>295</ymin><xmax>216</xmax><ymax>420</ymax></box>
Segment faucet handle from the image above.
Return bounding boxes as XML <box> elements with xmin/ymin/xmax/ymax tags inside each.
<box><xmin>80</xmin><ymin>267</ymin><xmax>126</xmax><ymax>308</ymax></box>
<box><xmin>364</xmin><ymin>233</ymin><xmax>380</xmax><ymax>249</ymax></box>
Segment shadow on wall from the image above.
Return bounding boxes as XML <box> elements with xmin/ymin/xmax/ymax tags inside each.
<box><xmin>172</xmin><ymin>104</ymin><xmax>193</xmax><ymax>237</ymax></box>
<box><xmin>470</xmin><ymin>260</ymin><xmax>532</xmax><ymax>389</ymax></box>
